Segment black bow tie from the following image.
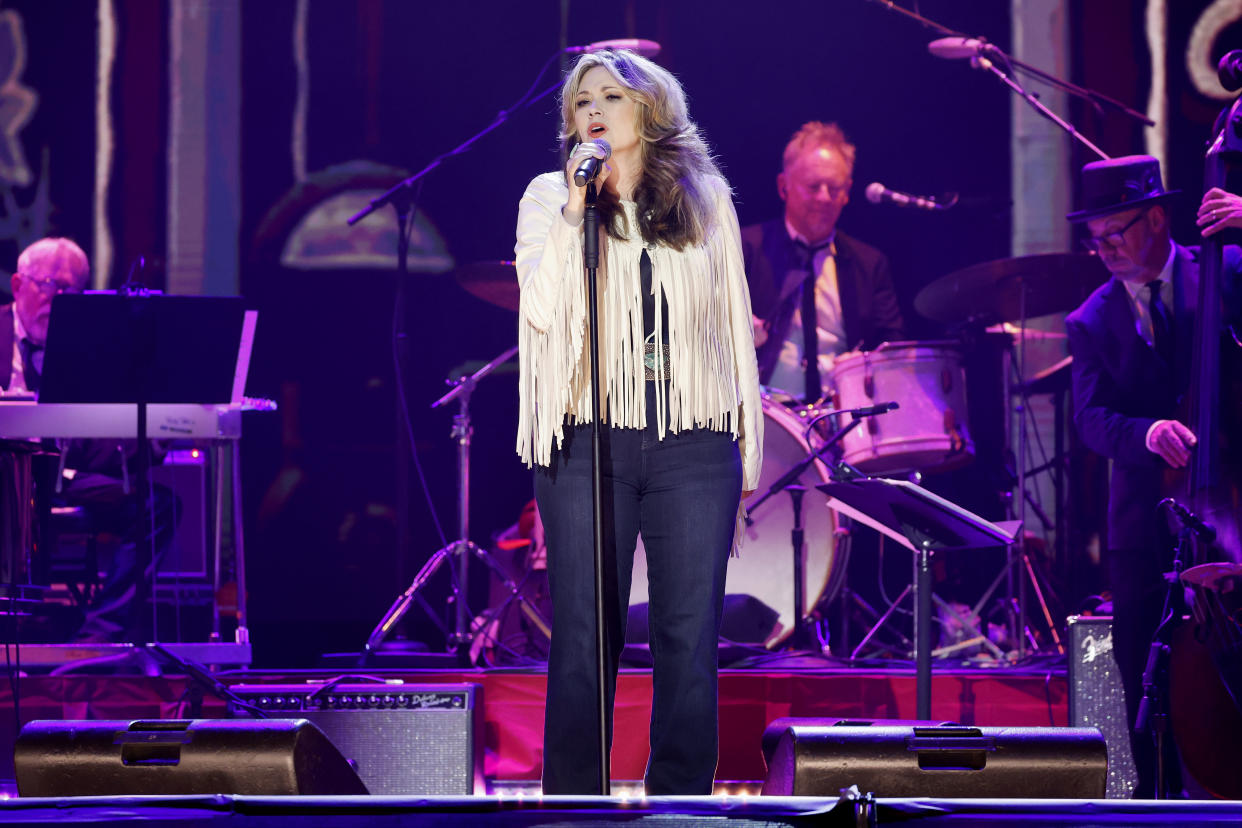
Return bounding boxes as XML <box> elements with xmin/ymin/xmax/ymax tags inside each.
<box><xmin>793</xmin><ymin>237</ymin><xmax>833</xmax><ymax>256</ymax></box>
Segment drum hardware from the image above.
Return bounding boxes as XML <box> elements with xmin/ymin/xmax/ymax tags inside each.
<box><xmin>918</xmin><ymin>253</ymin><xmax>1098</xmax><ymax>659</ymax></box>
<box><xmin>1002</xmin><ymin>325</ymin><xmax>1067</xmax><ymax>658</ymax></box>
<box><xmin>851</xmin><ymin>580</ymin><xmax>1005</xmax><ymax>663</ymax></box>
<box><xmin>362</xmin><ymin>346</ymin><xmax>551</xmax><ymax>664</ymax></box>
<box><xmin>745</xmin><ymin>404</ymin><xmax>897</xmax><ymax>654</ymax></box>
<box><xmin>817</xmin><ymin>476</ymin><xmax>1020</xmax><ymax>718</ymax></box>
<box><xmin>914</xmin><ymin>254</ymin><xmax>1108</xmax><ymax>328</ymax></box>
<box><xmin>629</xmin><ymin>398</ymin><xmax>843</xmax><ymax>650</ymax></box>
<box><xmin>836</xmin><ymin>576</ymin><xmax>912</xmax><ymax>660</ymax></box>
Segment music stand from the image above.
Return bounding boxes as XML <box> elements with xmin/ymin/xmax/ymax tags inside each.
<box><xmin>818</xmin><ymin>477</ymin><xmax>1019</xmax><ymax>718</ymax></box>
<box><xmin>39</xmin><ymin>293</ymin><xmax>246</xmax><ymax>643</ymax></box>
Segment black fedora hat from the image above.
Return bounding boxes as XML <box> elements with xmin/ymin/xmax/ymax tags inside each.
<box><xmin>1066</xmin><ymin>154</ymin><xmax>1180</xmax><ymax>223</ymax></box>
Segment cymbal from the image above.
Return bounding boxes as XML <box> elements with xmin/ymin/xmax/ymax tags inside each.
<box><xmin>455</xmin><ymin>260</ymin><xmax>518</xmax><ymax>311</ymax></box>
<box><xmin>984</xmin><ymin>322</ymin><xmax>1068</xmax><ymax>340</ymax></box>
<box><xmin>916</xmin><ymin>253</ymin><xmax>1108</xmax><ymax>324</ymax></box>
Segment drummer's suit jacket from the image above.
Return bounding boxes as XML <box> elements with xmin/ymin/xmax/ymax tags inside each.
<box><xmin>1065</xmin><ymin>242</ymin><xmax>1242</xmax><ymax>551</ymax></box>
<box><xmin>741</xmin><ymin>219</ymin><xmax>905</xmax><ymax>386</ymax></box>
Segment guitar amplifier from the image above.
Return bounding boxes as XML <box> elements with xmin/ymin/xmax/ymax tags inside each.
<box><xmin>227</xmin><ymin>682</ymin><xmax>482</xmax><ymax>795</ymax></box>
<box><xmin>1067</xmin><ymin>615</ymin><xmax>1138</xmax><ymax>798</ymax></box>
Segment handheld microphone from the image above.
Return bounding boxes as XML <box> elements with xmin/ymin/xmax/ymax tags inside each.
<box><xmin>865</xmin><ymin>182</ymin><xmax>946</xmax><ymax>211</ymax></box>
<box><xmin>573</xmin><ymin>139</ymin><xmax>611</xmax><ymax>187</ymax></box>
<box><xmin>567</xmin><ymin>39</ymin><xmax>661</xmax><ymax>57</ymax></box>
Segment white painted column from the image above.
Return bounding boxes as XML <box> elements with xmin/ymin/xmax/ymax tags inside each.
<box><xmin>167</xmin><ymin>0</ymin><xmax>240</xmax><ymax>296</ymax></box>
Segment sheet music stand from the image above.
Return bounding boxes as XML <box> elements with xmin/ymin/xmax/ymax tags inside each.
<box><xmin>39</xmin><ymin>293</ymin><xmax>246</xmax><ymax>643</ymax></box>
<box><xmin>818</xmin><ymin>477</ymin><xmax>1020</xmax><ymax>718</ymax></box>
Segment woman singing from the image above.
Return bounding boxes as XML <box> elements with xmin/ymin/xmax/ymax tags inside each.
<box><xmin>514</xmin><ymin>50</ymin><xmax>763</xmax><ymax>795</ymax></box>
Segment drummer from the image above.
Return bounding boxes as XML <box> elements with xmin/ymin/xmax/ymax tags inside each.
<box><xmin>742</xmin><ymin>121</ymin><xmax>905</xmax><ymax>403</ymax></box>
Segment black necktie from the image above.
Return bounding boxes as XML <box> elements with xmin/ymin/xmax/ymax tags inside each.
<box><xmin>1145</xmin><ymin>279</ymin><xmax>1173</xmax><ymax>363</ymax></box>
<box><xmin>18</xmin><ymin>338</ymin><xmax>42</xmax><ymax>393</ymax></box>
<box><xmin>794</xmin><ymin>239</ymin><xmax>831</xmax><ymax>402</ymax></box>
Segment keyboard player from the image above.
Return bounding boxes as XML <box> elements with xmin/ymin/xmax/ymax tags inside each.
<box><xmin>2</xmin><ymin>237</ymin><xmax>178</xmax><ymax>642</ymax></box>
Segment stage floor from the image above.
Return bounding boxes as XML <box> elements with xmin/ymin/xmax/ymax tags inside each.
<box><xmin>0</xmin><ymin>794</ymin><xmax>1240</xmax><ymax>827</ymax></box>
<box><xmin>0</xmin><ymin>663</ymin><xmax>1068</xmax><ymax>787</ymax></box>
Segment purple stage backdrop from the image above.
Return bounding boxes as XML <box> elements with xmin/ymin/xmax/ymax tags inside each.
<box><xmin>0</xmin><ymin>1</ymin><xmax>1237</xmax><ymax>664</ymax></box>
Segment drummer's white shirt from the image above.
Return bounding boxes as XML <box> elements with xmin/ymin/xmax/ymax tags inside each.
<box><xmin>768</xmin><ymin>222</ymin><xmax>848</xmax><ymax>400</ymax></box>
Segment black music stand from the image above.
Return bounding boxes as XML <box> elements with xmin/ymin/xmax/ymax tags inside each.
<box><xmin>39</xmin><ymin>293</ymin><xmax>246</xmax><ymax>643</ymax></box>
<box><xmin>817</xmin><ymin>477</ymin><xmax>1019</xmax><ymax>719</ymax></box>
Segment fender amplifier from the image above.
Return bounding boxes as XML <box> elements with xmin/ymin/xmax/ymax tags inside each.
<box><xmin>1067</xmin><ymin>614</ymin><xmax>1139</xmax><ymax>798</ymax></box>
<box><xmin>227</xmin><ymin>682</ymin><xmax>482</xmax><ymax>795</ymax></box>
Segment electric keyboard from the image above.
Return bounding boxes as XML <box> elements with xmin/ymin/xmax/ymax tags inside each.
<box><xmin>0</xmin><ymin>401</ymin><xmax>248</xmax><ymax>439</ymax></box>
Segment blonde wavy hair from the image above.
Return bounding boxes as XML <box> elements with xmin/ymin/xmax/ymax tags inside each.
<box><xmin>558</xmin><ymin>50</ymin><xmax>723</xmax><ymax>251</ymax></box>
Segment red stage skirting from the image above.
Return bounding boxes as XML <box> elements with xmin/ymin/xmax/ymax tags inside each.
<box><xmin>0</xmin><ymin>667</ymin><xmax>1067</xmax><ymax>783</ymax></box>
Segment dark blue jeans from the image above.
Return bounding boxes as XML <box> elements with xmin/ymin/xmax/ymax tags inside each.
<box><xmin>535</xmin><ymin>384</ymin><xmax>742</xmax><ymax>795</ymax></box>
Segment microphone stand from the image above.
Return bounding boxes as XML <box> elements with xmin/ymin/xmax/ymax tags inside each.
<box><xmin>344</xmin><ymin>47</ymin><xmax>569</xmax><ymax>659</ymax></box>
<box><xmin>961</xmin><ymin>48</ymin><xmax>1109</xmax><ymax>161</ymax></box>
<box><xmin>582</xmin><ymin>180</ymin><xmax>610</xmax><ymax>794</ymax></box>
<box><xmin>1134</xmin><ymin>500</ymin><xmax>1209</xmax><ymax>799</ymax></box>
<box><xmin>865</xmin><ymin>0</ymin><xmax>1152</xmax><ymax>128</ymax></box>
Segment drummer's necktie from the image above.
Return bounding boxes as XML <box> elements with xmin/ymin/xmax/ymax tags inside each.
<box><xmin>794</xmin><ymin>239</ymin><xmax>832</xmax><ymax>402</ymax></box>
<box><xmin>18</xmin><ymin>338</ymin><xmax>42</xmax><ymax>394</ymax></box>
<box><xmin>1145</xmin><ymin>279</ymin><xmax>1173</xmax><ymax>364</ymax></box>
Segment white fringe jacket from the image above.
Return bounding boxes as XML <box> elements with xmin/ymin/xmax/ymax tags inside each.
<box><xmin>514</xmin><ymin>171</ymin><xmax>763</xmax><ymax>492</ymax></box>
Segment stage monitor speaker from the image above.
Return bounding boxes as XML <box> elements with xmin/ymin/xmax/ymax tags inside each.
<box><xmin>1067</xmin><ymin>614</ymin><xmax>1139</xmax><ymax>798</ymax></box>
<box><xmin>762</xmin><ymin>721</ymin><xmax>1107</xmax><ymax>798</ymax></box>
<box><xmin>14</xmin><ymin>718</ymin><xmax>368</xmax><ymax>796</ymax></box>
<box><xmin>227</xmin><ymin>682</ymin><xmax>483</xmax><ymax>795</ymax></box>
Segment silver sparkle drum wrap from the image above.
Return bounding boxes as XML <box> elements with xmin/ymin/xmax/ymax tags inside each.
<box><xmin>1067</xmin><ymin>615</ymin><xmax>1138</xmax><ymax>798</ymax></box>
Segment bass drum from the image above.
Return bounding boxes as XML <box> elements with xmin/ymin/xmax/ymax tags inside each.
<box><xmin>630</xmin><ymin>396</ymin><xmax>841</xmax><ymax>648</ymax></box>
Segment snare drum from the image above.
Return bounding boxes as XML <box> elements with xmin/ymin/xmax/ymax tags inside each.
<box><xmin>830</xmin><ymin>341</ymin><xmax>973</xmax><ymax>474</ymax></box>
<box><xmin>630</xmin><ymin>396</ymin><xmax>840</xmax><ymax>648</ymax></box>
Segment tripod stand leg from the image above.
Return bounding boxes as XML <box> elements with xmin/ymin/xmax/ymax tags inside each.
<box><xmin>851</xmin><ymin>584</ymin><xmax>912</xmax><ymax>660</ymax></box>
<box><xmin>364</xmin><ymin>543</ymin><xmax>454</xmax><ymax>653</ymax></box>
<box><xmin>469</xmin><ymin>544</ymin><xmax>552</xmax><ymax>639</ymax></box>
<box><xmin>1022</xmin><ymin>551</ymin><xmax>1064</xmax><ymax>653</ymax></box>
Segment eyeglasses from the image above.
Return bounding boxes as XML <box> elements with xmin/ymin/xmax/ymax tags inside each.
<box><xmin>1080</xmin><ymin>209</ymin><xmax>1149</xmax><ymax>254</ymax></box>
<box><xmin>22</xmin><ymin>272</ymin><xmax>83</xmax><ymax>296</ymax></box>
<box><xmin>795</xmin><ymin>182</ymin><xmax>850</xmax><ymax>200</ymax></box>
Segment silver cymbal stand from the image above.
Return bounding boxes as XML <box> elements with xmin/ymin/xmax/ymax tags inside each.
<box><xmin>363</xmin><ymin>345</ymin><xmax>549</xmax><ymax>659</ymax></box>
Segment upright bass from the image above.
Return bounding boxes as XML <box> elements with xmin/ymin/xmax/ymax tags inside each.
<box><xmin>1167</xmin><ymin>78</ymin><xmax>1242</xmax><ymax>799</ymax></box>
